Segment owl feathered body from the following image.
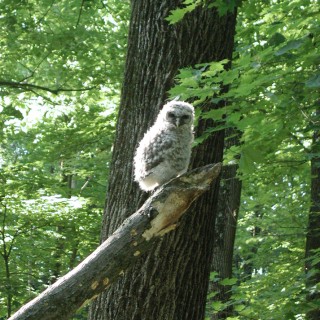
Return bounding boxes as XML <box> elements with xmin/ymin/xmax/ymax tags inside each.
<box><xmin>134</xmin><ymin>101</ymin><xmax>194</xmax><ymax>191</ymax></box>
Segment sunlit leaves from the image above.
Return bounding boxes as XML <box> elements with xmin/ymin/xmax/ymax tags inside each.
<box><xmin>0</xmin><ymin>0</ymin><xmax>129</xmax><ymax>104</ymax></box>
<box><xmin>0</xmin><ymin>0</ymin><xmax>128</xmax><ymax>317</ymax></box>
<box><xmin>219</xmin><ymin>277</ymin><xmax>238</xmax><ymax>286</ymax></box>
<box><xmin>0</xmin><ymin>103</ymin><xmax>116</xmax><ymax>317</ymax></box>
<box><xmin>166</xmin><ymin>0</ymin><xmax>200</xmax><ymax>24</ymax></box>
<box><xmin>170</xmin><ymin>0</ymin><xmax>319</xmax><ymax>319</ymax></box>
<box><xmin>171</xmin><ymin>0</ymin><xmax>318</xmax><ymax>176</ymax></box>
<box><xmin>166</xmin><ymin>0</ymin><xmax>237</xmax><ymax>24</ymax></box>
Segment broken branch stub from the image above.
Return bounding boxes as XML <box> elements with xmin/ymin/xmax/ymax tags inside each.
<box><xmin>9</xmin><ymin>163</ymin><xmax>221</xmax><ymax>320</ymax></box>
<box><xmin>142</xmin><ymin>162</ymin><xmax>222</xmax><ymax>240</ymax></box>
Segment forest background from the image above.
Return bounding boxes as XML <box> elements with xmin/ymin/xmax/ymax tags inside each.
<box><xmin>0</xmin><ymin>0</ymin><xmax>319</xmax><ymax>319</ymax></box>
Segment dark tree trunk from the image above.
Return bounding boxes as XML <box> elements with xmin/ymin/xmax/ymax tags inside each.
<box><xmin>305</xmin><ymin>108</ymin><xmax>320</xmax><ymax>320</ymax></box>
<box><xmin>209</xmin><ymin>147</ymin><xmax>241</xmax><ymax>318</ymax></box>
<box><xmin>1</xmin><ymin>204</ymin><xmax>13</xmax><ymax>318</ymax></box>
<box><xmin>89</xmin><ymin>1</ymin><xmax>237</xmax><ymax>319</ymax></box>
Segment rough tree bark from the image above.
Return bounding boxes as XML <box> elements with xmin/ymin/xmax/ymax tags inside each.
<box><xmin>89</xmin><ymin>1</ymin><xmax>237</xmax><ymax>319</ymax></box>
<box><xmin>209</xmin><ymin>130</ymin><xmax>242</xmax><ymax>319</ymax></box>
<box><xmin>8</xmin><ymin>165</ymin><xmax>221</xmax><ymax>320</ymax></box>
<box><xmin>305</xmin><ymin>108</ymin><xmax>320</xmax><ymax>320</ymax></box>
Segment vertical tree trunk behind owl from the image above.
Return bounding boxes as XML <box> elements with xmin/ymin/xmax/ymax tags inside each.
<box><xmin>305</xmin><ymin>107</ymin><xmax>320</xmax><ymax>320</ymax></box>
<box><xmin>209</xmin><ymin>129</ymin><xmax>242</xmax><ymax>319</ymax></box>
<box><xmin>89</xmin><ymin>1</ymin><xmax>237</xmax><ymax>319</ymax></box>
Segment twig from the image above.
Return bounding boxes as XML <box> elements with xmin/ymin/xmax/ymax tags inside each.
<box><xmin>0</xmin><ymin>81</ymin><xmax>97</xmax><ymax>95</ymax></box>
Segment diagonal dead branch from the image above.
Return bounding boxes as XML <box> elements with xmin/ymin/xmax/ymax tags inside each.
<box><xmin>9</xmin><ymin>163</ymin><xmax>221</xmax><ymax>320</ymax></box>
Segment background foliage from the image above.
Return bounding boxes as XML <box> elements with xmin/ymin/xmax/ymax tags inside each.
<box><xmin>168</xmin><ymin>0</ymin><xmax>319</xmax><ymax>319</ymax></box>
<box><xmin>0</xmin><ymin>0</ymin><xmax>319</xmax><ymax>319</ymax></box>
<box><xmin>0</xmin><ymin>0</ymin><xmax>129</xmax><ymax>318</ymax></box>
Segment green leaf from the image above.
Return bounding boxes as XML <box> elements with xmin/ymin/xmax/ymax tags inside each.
<box><xmin>219</xmin><ymin>277</ymin><xmax>238</xmax><ymax>286</ymax></box>
<box><xmin>3</xmin><ymin>105</ymin><xmax>24</xmax><ymax>119</ymax></box>
<box><xmin>202</xmin><ymin>108</ymin><xmax>226</xmax><ymax>120</ymax></box>
<box><xmin>166</xmin><ymin>0</ymin><xmax>198</xmax><ymax>24</ymax></box>
<box><xmin>275</xmin><ymin>39</ymin><xmax>304</xmax><ymax>56</ymax></box>
<box><xmin>209</xmin><ymin>271</ymin><xmax>219</xmax><ymax>281</ymax></box>
<box><xmin>268</xmin><ymin>32</ymin><xmax>286</xmax><ymax>47</ymax></box>
<box><xmin>202</xmin><ymin>59</ymin><xmax>229</xmax><ymax>76</ymax></box>
<box><xmin>305</xmin><ymin>74</ymin><xmax>320</xmax><ymax>88</ymax></box>
<box><xmin>211</xmin><ymin>301</ymin><xmax>224</xmax><ymax>311</ymax></box>
<box><xmin>234</xmin><ymin>305</ymin><xmax>246</xmax><ymax>312</ymax></box>
<box><xmin>208</xmin><ymin>0</ymin><xmax>237</xmax><ymax>16</ymax></box>
<box><xmin>220</xmin><ymin>68</ymin><xmax>239</xmax><ymax>85</ymax></box>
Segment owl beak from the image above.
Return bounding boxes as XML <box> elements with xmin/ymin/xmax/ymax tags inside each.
<box><xmin>175</xmin><ymin>118</ymin><xmax>180</xmax><ymax>127</ymax></box>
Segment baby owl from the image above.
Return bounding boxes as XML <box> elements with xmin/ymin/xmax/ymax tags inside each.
<box><xmin>134</xmin><ymin>101</ymin><xmax>194</xmax><ymax>191</ymax></box>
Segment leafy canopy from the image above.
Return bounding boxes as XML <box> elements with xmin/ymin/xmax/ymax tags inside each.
<box><xmin>168</xmin><ymin>0</ymin><xmax>319</xmax><ymax>319</ymax></box>
<box><xmin>0</xmin><ymin>0</ymin><xmax>129</xmax><ymax>317</ymax></box>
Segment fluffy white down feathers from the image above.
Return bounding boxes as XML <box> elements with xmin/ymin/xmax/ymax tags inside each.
<box><xmin>134</xmin><ymin>101</ymin><xmax>194</xmax><ymax>191</ymax></box>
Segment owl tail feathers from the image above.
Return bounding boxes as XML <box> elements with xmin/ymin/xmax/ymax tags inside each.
<box><xmin>136</xmin><ymin>173</ymin><xmax>160</xmax><ymax>191</ymax></box>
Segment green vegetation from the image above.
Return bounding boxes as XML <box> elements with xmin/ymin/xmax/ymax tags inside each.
<box><xmin>0</xmin><ymin>0</ymin><xmax>129</xmax><ymax>318</ymax></box>
<box><xmin>1</xmin><ymin>0</ymin><xmax>319</xmax><ymax>319</ymax></box>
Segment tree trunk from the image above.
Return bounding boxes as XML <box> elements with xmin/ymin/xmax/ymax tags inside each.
<box><xmin>1</xmin><ymin>204</ymin><xmax>13</xmax><ymax>318</ymax></box>
<box><xmin>305</xmin><ymin>108</ymin><xmax>320</xmax><ymax>320</ymax></box>
<box><xmin>89</xmin><ymin>1</ymin><xmax>237</xmax><ymax>319</ymax></box>
<box><xmin>209</xmin><ymin>167</ymin><xmax>241</xmax><ymax>318</ymax></box>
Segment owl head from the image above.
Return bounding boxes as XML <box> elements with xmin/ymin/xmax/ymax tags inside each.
<box><xmin>160</xmin><ymin>101</ymin><xmax>194</xmax><ymax>128</ymax></box>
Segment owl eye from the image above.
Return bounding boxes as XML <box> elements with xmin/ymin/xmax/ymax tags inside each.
<box><xmin>181</xmin><ymin>114</ymin><xmax>190</xmax><ymax>121</ymax></box>
<box><xmin>167</xmin><ymin>112</ymin><xmax>176</xmax><ymax>119</ymax></box>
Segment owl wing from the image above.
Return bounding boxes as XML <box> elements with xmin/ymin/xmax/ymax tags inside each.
<box><xmin>143</xmin><ymin>135</ymin><xmax>174</xmax><ymax>172</ymax></box>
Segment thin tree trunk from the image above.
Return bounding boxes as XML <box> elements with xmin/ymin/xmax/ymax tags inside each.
<box><xmin>305</xmin><ymin>108</ymin><xmax>320</xmax><ymax>320</ymax></box>
<box><xmin>209</xmin><ymin>163</ymin><xmax>241</xmax><ymax>319</ymax></box>
<box><xmin>1</xmin><ymin>204</ymin><xmax>13</xmax><ymax>318</ymax></box>
<box><xmin>89</xmin><ymin>1</ymin><xmax>237</xmax><ymax>319</ymax></box>
<box><xmin>51</xmin><ymin>171</ymin><xmax>73</xmax><ymax>283</ymax></box>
